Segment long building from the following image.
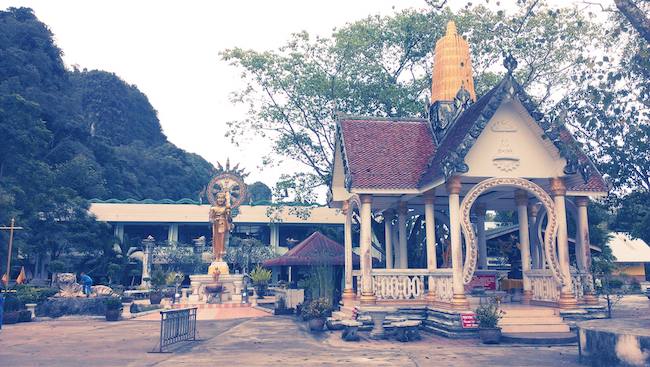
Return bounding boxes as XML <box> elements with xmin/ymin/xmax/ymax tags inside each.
<box><xmin>89</xmin><ymin>200</ymin><xmax>345</xmax><ymax>254</ymax></box>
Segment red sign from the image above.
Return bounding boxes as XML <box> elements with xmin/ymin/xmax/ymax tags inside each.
<box><xmin>465</xmin><ymin>274</ymin><xmax>497</xmax><ymax>291</ymax></box>
<box><xmin>461</xmin><ymin>313</ymin><xmax>478</xmax><ymax>329</ymax></box>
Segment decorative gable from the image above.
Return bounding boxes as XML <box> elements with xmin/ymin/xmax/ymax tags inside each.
<box><xmin>463</xmin><ymin>99</ymin><xmax>566</xmax><ymax>178</ymax></box>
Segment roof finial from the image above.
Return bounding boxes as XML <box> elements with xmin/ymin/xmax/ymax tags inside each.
<box><xmin>446</xmin><ymin>21</ymin><xmax>457</xmax><ymax>36</ymax></box>
<box><xmin>503</xmin><ymin>52</ymin><xmax>517</xmax><ymax>75</ymax></box>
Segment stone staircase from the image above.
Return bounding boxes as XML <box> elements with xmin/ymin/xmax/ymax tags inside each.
<box><xmin>499</xmin><ymin>306</ymin><xmax>576</xmax><ymax>344</ymax></box>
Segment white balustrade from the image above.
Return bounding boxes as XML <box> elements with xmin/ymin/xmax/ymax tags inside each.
<box><xmin>571</xmin><ymin>271</ymin><xmax>585</xmax><ymax>300</ymax></box>
<box><xmin>526</xmin><ymin>269</ymin><xmax>560</xmax><ymax>302</ymax></box>
<box><xmin>428</xmin><ymin>269</ymin><xmax>454</xmax><ymax>303</ymax></box>
<box><xmin>352</xmin><ymin>269</ymin><xmax>453</xmax><ymax>303</ymax></box>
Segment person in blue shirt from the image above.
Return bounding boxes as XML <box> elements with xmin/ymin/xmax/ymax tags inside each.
<box><xmin>80</xmin><ymin>272</ymin><xmax>93</xmax><ymax>297</ymax></box>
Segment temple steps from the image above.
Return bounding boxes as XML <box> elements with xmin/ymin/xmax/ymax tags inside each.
<box><xmin>499</xmin><ymin>306</ymin><xmax>570</xmax><ymax>334</ymax></box>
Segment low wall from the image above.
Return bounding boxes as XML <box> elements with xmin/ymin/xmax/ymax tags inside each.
<box><xmin>578</xmin><ymin>318</ymin><xmax>650</xmax><ymax>366</ymax></box>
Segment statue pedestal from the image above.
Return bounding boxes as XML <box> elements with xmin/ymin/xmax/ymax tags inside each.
<box><xmin>208</xmin><ymin>260</ymin><xmax>230</xmax><ymax>276</ymax></box>
<box><xmin>189</xmin><ymin>273</ymin><xmax>244</xmax><ymax>303</ymax></box>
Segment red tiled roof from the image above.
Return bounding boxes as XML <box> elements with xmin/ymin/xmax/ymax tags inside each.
<box><xmin>263</xmin><ymin>232</ymin><xmax>359</xmax><ymax>267</ymax></box>
<box><xmin>559</xmin><ymin>129</ymin><xmax>609</xmax><ymax>192</ymax></box>
<box><xmin>338</xmin><ymin>119</ymin><xmax>436</xmax><ymax>189</ymax></box>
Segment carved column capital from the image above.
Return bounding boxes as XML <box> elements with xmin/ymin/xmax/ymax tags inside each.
<box><xmin>549</xmin><ymin>177</ymin><xmax>566</xmax><ymax>196</ymax></box>
<box><xmin>575</xmin><ymin>196</ymin><xmax>589</xmax><ymax>207</ymax></box>
<box><xmin>515</xmin><ymin>189</ymin><xmax>528</xmax><ymax>206</ymax></box>
<box><xmin>360</xmin><ymin>194</ymin><xmax>373</xmax><ymax>205</ymax></box>
<box><xmin>423</xmin><ymin>189</ymin><xmax>436</xmax><ymax>205</ymax></box>
<box><xmin>446</xmin><ymin>176</ymin><xmax>462</xmax><ymax>195</ymax></box>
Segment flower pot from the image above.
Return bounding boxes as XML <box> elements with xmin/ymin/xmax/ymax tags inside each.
<box><xmin>309</xmin><ymin>317</ymin><xmax>325</xmax><ymax>332</ymax></box>
<box><xmin>149</xmin><ymin>291</ymin><xmax>163</xmax><ymax>305</ymax></box>
<box><xmin>18</xmin><ymin>310</ymin><xmax>32</xmax><ymax>323</ymax></box>
<box><xmin>105</xmin><ymin>308</ymin><xmax>122</xmax><ymax>322</ymax></box>
<box><xmin>3</xmin><ymin>311</ymin><xmax>20</xmax><ymax>325</ymax></box>
<box><xmin>478</xmin><ymin>327</ymin><xmax>502</xmax><ymax>344</ymax></box>
<box><xmin>255</xmin><ymin>284</ymin><xmax>267</xmax><ymax>299</ymax></box>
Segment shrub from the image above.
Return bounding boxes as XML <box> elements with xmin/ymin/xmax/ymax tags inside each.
<box><xmin>608</xmin><ymin>279</ymin><xmax>624</xmax><ymax>289</ymax></box>
<box><xmin>36</xmin><ymin>297</ymin><xmax>112</xmax><ymax>318</ymax></box>
<box><xmin>105</xmin><ymin>297</ymin><xmax>123</xmax><ymax>311</ymax></box>
<box><xmin>475</xmin><ymin>299</ymin><xmax>504</xmax><ymax>328</ymax></box>
<box><xmin>250</xmin><ymin>265</ymin><xmax>272</xmax><ymax>286</ymax></box>
<box><xmin>15</xmin><ymin>285</ymin><xmax>58</xmax><ymax>304</ymax></box>
<box><xmin>150</xmin><ymin>268</ymin><xmax>167</xmax><ymax>291</ymax></box>
<box><xmin>301</xmin><ymin>297</ymin><xmax>331</xmax><ymax>320</ymax></box>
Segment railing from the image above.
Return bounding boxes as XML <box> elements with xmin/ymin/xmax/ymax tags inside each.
<box><xmin>526</xmin><ymin>270</ymin><xmax>560</xmax><ymax>302</ymax></box>
<box><xmin>371</xmin><ymin>269</ymin><xmax>427</xmax><ymax>300</ymax></box>
<box><xmin>571</xmin><ymin>271</ymin><xmax>586</xmax><ymax>300</ymax></box>
<box><xmin>155</xmin><ymin>307</ymin><xmax>197</xmax><ymax>352</ymax></box>
<box><xmin>352</xmin><ymin>269</ymin><xmax>453</xmax><ymax>303</ymax></box>
<box><xmin>428</xmin><ymin>269</ymin><xmax>454</xmax><ymax>304</ymax></box>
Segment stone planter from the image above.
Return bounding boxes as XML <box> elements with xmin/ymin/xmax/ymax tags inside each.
<box><xmin>105</xmin><ymin>308</ymin><xmax>122</xmax><ymax>322</ymax></box>
<box><xmin>25</xmin><ymin>303</ymin><xmax>37</xmax><ymax>319</ymax></box>
<box><xmin>478</xmin><ymin>327</ymin><xmax>502</xmax><ymax>344</ymax></box>
<box><xmin>309</xmin><ymin>317</ymin><xmax>326</xmax><ymax>332</ymax></box>
<box><xmin>149</xmin><ymin>291</ymin><xmax>163</xmax><ymax>305</ymax></box>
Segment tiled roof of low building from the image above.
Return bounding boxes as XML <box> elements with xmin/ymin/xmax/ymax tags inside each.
<box><xmin>263</xmin><ymin>231</ymin><xmax>359</xmax><ymax>266</ymax></box>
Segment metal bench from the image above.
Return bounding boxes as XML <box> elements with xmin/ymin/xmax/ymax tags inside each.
<box><xmin>393</xmin><ymin>320</ymin><xmax>422</xmax><ymax>342</ymax></box>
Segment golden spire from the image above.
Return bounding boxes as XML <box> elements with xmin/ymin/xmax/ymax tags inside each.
<box><xmin>431</xmin><ymin>21</ymin><xmax>476</xmax><ymax>104</ymax></box>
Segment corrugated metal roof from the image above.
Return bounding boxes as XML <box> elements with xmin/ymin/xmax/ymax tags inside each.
<box><xmin>609</xmin><ymin>232</ymin><xmax>650</xmax><ymax>263</ymax></box>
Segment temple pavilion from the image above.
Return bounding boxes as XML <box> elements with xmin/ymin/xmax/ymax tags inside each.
<box><xmin>329</xmin><ymin>21</ymin><xmax>608</xmax><ymax>337</ymax></box>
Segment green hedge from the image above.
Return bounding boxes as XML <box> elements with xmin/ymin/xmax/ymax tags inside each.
<box><xmin>35</xmin><ymin>297</ymin><xmax>115</xmax><ymax>318</ymax></box>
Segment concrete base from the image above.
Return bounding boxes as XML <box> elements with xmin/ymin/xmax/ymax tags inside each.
<box><xmin>189</xmin><ymin>273</ymin><xmax>244</xmax><ymax>303</ymax></box>
<box><xmin>503</xmin><ymin>332</ymin><xmax>577</xmax><ymax>345</ymax></box>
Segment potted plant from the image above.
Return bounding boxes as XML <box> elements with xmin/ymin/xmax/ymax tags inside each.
<box><xmin>105</xmin><ymin>297</ymin><xmax>123</xmax><ymax>321</ymax></box>
<box><xmin>475</xmin><ymin>298</ymin><xmax>504</xmax><ymax>344</ymax></box>
<box><xmin>149</xmin><ymin>268</ymin><xmax>166</xmax><ymax>305</ymax></box>
<box><xmin>303</xmin><ymin>297</ymin><xmax>331</xmax><ymax>332</ymax></box>
<box><xmin>249</xmin><ymin>265</ymin><xmax>272</xmax><ymax>299</ymax></box>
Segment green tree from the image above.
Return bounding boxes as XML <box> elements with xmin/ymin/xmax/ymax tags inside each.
<box><xmin>222</xmin><ymin>2</ymin><xmax>600</xmax><ymax>190</ymax></box>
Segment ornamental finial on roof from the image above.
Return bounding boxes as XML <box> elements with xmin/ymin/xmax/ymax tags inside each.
<box><xmin>446</xmin><ymin>20</ymin><xmax>457</xmax><ymax>35</ymax></box>
<box><xmin>504</xmin><ymin>52</ymin><xmax>518</xmax><ymax>75</ymax></box>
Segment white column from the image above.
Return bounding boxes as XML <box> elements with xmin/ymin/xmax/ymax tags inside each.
<box><xmin>114</xmin><ymin>224</ymin><xmax>125</xmax><ymax>244</ymax></box>
<box><xmin>424</xmin><ymin>192</ymin><xmax>437</xmax><ymax>303</ymax></box>
<box><xmin>342</xmin><ymin>200</ymin><xmax>355</xmax><ymax>301</ymax></box>
<box><xmin>576</xmin><ymin>197</ymin><xmax>598</xmax><ymax>305</ymax></box>
<box><xmin>167</xmin><ymin>224</ymin><xmax>179</xmax><ymax>243</ymax></box>
<box><xmin>384</xmin><ymin>210</ymin><xmax>394</xmax><ymax>269</ymax></box>
<box><xmin>397</xmin><ymin>202</ymin><xmax>409</xmax><ymax>269</ymax></box>
<box><xmin>475</xmin><ymin>203</ymin><xmax>488</xmax><ymax>270</ymax></box>
<box><xmin>447</xmin><ymin>176</ymin><xmax>469</xmax><ymax>310</ymax></box>
<box><xmin>551</xmin><ymin>178</ymin><xmax>577</xmax><ymax>309</ymax></box>
<box><xmin>359</xmin><ymin>195</ymin><xmax>376</xmax><ymax>304</ymax></box>
<box><xmin>270</xmin><ymin>223</ymin><xmax>280</xmax><ymax>253</ymax></box>
<box><xmin>528</xmin><ymin>203</ymin><xmax>541</xmax><ymax>269</ymax></box>
<box><xmin>515</xmin><ymin>190</ymin><xmax>532</xmax><ymax>304</ymax></box>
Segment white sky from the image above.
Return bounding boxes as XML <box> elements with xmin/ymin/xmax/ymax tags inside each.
<box><xmin>0</xmin><ymin>0</ymin><xmax>612</xmax><ymax>192</ymax></box>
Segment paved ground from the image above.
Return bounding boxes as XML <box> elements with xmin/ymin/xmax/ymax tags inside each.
<box><xmin>134</xmin><ymin>306</ymin><xmax>270</xmax><ymax>321</ymax></box>
<box><xmin>0</xmin><ymin>315</ymin><xmax>581</xmax><ymax>367</ymax></box>
<box><xmin>3</xmin><ymin>295</ymin><xmax>648</xmax><ymax>366</ymax></box>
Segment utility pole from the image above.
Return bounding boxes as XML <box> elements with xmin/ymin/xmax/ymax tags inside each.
<box><xmin>1</xmin><ymin>218</ymin><xmax>24</xmax><ymax>291</ymax></box>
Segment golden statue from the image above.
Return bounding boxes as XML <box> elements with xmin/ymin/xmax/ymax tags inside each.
<box><xmin>209</xmin><ymin>192</ymin><xmax>232</xmax><ymax>261</ymax></box>
<box><xmin>205</xmin><ymin>160</ymin><xmax>248</xmax><ymax>276</ymax></box>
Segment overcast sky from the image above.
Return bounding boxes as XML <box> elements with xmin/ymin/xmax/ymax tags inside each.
<box><xmin>1</xmin><ymin>0</ymin><xmax>611</xmax><ymax>190</ymax></box>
